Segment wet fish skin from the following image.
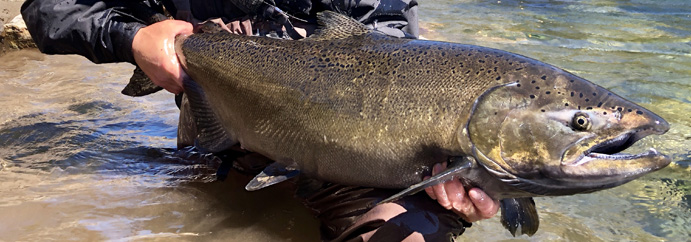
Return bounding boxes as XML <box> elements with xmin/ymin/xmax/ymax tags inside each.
<box><xmin>173</xmin><ymin>11</ymin><xmax>670</xmax><ymax>196</ymax></box>
<box><xmin>177</xmin><ymin>28</ymin><xmax>489</xmax><ymax>188</ymax></box>
<box><xmin>116</xmin><ymin>11</ymin><xmax>673</xmax><ymax>237</ymax></box>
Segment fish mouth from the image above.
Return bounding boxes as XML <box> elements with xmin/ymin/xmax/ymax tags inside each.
<box><xmin>584</xmin><ymin>147</ymin><xmax>662</xmax><ymax>163</ymax></box>
<box><xmin>580</xmin><ymin>132</ymin><xmax>644</xmax><ymax>163</ymax></box>
<box><xmin>558</xmin><ymin>130</ymin><xmax>670</xmax><ymax>184</ymax></box>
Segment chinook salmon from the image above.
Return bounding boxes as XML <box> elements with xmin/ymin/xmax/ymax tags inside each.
<box><xmin>124</xmin><ymin>11</ymin><xmax>671</xmax><ymax>236</ymax></box>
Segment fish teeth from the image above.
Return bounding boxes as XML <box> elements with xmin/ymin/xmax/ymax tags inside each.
<box><xmin>569</xmin><ymin>155</ymin><xmax>594</xmax><ymax>166</ymax></box>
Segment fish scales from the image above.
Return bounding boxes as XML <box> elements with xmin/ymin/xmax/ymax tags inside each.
<box><xmin>179</xmin><ymin>31</ymin><xmax>537</xmax><ymax>188</ymax></box>
<box><xmin>124</xmin><ymin>11</ymin><xmax>670</xmax><ymax>236</ymax></box>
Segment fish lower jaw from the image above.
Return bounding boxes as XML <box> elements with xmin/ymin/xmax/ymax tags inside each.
<box><xmin>572</xmin><ymin>148</ymin><xmax>660</xmax><ymax>166</ymax></box>
<box><xmin>588</xmin><ymin>147</ymin><xmax>658</xmax><ymax>159</ymax></box>
<box><xmin>556</xmin><ymin>147</ymin><xmax>670</xmax><ymax>183</ymax></box>
<box><xmin>562</xmin><ymin>131</ymin><xmax>646</xmax><ymax>167</ymax></box>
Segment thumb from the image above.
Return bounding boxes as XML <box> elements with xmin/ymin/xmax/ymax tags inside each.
<box><xmin>468</xmin><ymin>188</ymin><xmax>500</xmax><ymax>219</ymax></box>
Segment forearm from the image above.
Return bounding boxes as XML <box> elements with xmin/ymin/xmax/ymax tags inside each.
<box><xmin>21</xmin><ymin>0</ymin><xmax>147</xmax><ymax>64</ymax></box>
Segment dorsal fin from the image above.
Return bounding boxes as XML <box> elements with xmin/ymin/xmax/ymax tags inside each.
<box><xmin>306</xmin><ymin>11</ymin><xmax>371</xmax><ymax>41</ymax></box>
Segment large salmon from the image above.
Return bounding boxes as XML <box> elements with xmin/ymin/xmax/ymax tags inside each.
<box><xmin>125</xmin><ymin>11</ymin><xmax>670</xmax><ymax>236</ymax></box>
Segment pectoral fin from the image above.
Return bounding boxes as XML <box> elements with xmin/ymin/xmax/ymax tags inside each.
<box><xmin>378</xmin><ymin>156</ymin><xmax>474</xmax><ymax>204</ymax></box>
<box><xmin>500</xmin><ymin>197</ymin><xmax>539</xmax><ymax>236</ymax></box>
<box><xmin>245</xmin><ymin>162</ymin><xmax>300</xmax><ymax>191</ymax></box>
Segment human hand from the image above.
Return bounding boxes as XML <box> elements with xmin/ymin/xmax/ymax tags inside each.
<box><xmin>132</xmin><ymin>20</ymin><xmax>193</xmax><ymax>94</ymax></box>
<box><xmin>424</xmin><ymin>162</ymin><xmax>500</xmax><ymax>222</ymax></box>
<box><xmin>227</xmin><ymin>17</ymin><xmax>253</xmax><ymax>36</ymax></box>
<box><xmin>194</xmin><ymin>17</ymin><xmax>253</xmax><ymax>36</ymax></box>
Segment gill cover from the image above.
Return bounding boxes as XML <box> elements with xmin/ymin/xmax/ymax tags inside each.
<box><xmin>467</xmin><ymin>71</ymin><xmax>605</xmax><ymax>178</ymax></box>
<box><xmin>465</xmin><ymin>78</ymin><xmax>588</xmax><ymax>179</ymax></box>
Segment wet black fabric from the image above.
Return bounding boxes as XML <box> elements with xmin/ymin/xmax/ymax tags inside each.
<box><xmin>21</xmin><ymin>0</ymin><xmax>148</xmax><ymax>64</ymax></box>
<box><xmin>299</xmin><ymin>181</ymin><xmax>469</xmax><ymax>242</ymax></box>
<box><xmin>21</xmin><ymin>0</ymin><xmax>418</xmax><ymax>65</ymax></box>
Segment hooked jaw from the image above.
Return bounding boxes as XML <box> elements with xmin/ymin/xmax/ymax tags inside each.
<box><xmin>557</xmin><ymin>111</ymin><xmax>670</xmax><ymax>185</ymax></box>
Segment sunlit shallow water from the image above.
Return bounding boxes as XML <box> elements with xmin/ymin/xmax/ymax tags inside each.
<box><xmin>0</xmin><ymin>1</ymin><xmax>689</xmax><ymax>241</ymax></box>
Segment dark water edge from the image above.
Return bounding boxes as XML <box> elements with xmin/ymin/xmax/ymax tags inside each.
<box><xmin>0</xmin><ymin>0</ymin><xmax>689</xmax><ymax>241</ymax></box>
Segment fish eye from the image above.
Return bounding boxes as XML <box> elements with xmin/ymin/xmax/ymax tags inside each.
<box><xmin>572</xmin><ymin>112</ymin><xmax>591</xmax><ymax>131</ymax></box>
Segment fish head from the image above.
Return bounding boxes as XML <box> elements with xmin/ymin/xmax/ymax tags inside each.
<box><xmin>466</xmin><ymin>63</ymin><xmax>670</xmax><ymax>195</ymax></box>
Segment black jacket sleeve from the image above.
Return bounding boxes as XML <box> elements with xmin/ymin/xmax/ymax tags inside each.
<box><xmin>21</xmin><ymin>0</ymin><xmax>149</xmax><ymax>64</ymax></box>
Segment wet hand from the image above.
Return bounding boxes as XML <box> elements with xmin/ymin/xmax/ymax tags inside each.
<box><xmin>424</xmin><ymin>162</ymin><xmax>500</xmax><ymax>222</ymax></box>
<box><xmin>132</xmin><ymin>20</ymin><xmax>193</xmax><ymax>94</ymax></box>
<box><xmin>227</xmin><ymin>17</ymin><xmax>253</xmax><ymax>36</ymax></box>
<box><xmin>194</xmin><ymin>17</ymin><xmax>253</xmax><ymax>36</ymax></box>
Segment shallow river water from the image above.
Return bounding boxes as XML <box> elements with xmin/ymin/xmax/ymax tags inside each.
<box><xmin>1</xmin><ymin>0</ymin><xmax>689</xmax><ymax>241</ymax></box>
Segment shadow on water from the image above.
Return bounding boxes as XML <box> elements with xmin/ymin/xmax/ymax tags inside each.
<box><xmin>100</xmin><ymin>147</ymin><xmax>322</xmax><ymax>241</ymax></box>
<box><xmin>178</xmin><ymin>170</ymin><xmax>320</xmax><ymax>241</ymax></box>
<box><xmin>0</xmin><ymin>114</ymin><xmax>320</xmax><ymax>241</ymax></box>
<box><xmin>98</xmin><ymin>147</ymin><xmax>321</xmax><ymax>241</ymax></box>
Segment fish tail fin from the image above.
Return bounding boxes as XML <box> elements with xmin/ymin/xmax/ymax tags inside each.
<box><xmin>121</xmin><ymin>66</ymin><xmax>163</xmax><ymax>97</ymax></box>
<box><xmin>500</xmin><ymin>197</ymin><xmax>539</xmax><ymax>236</ymax></box>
